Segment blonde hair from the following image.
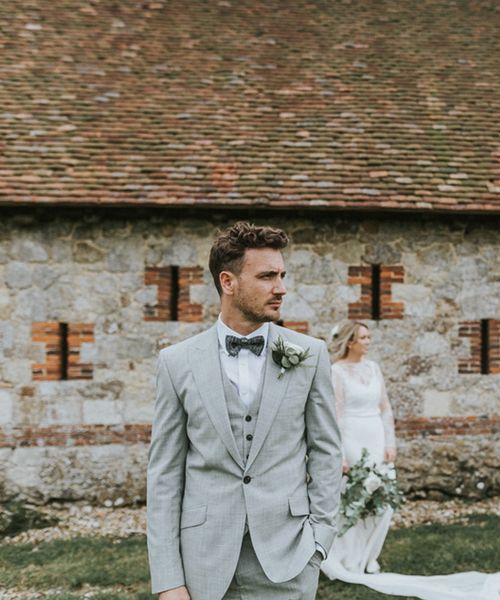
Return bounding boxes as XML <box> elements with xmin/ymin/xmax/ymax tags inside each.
<box><xmin>330</xmin><ymin>320</ymin><xmax>368</xmax><ymax>362</ymax></box>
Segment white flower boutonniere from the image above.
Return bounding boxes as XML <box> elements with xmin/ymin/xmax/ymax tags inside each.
<box><xmin>271</xmin><ymin>336</ymin><xmax>312</xmax><ymax>379</ymax></box>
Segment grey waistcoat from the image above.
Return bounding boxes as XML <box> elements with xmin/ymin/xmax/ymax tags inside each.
<box><xmin>221</xmin><ymin>358</ymin><xmax>267</xmax><ymax>465</ymax></box>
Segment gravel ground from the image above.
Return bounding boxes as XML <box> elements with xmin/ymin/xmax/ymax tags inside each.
<box><xmin>2</xmin><ymin>496</ymin><xmax>499</xmax><ymax>546</ymax></box>
<box><xmin>391</xmin><ymin>496</ymin><xmax>500</xmax><ymax>528</ymax></box>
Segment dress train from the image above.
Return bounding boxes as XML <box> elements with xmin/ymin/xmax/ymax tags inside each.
<box><xmin>322</xmin><ymin>556</ymin><xmax>500</xmax><ymax>600</ymax></box>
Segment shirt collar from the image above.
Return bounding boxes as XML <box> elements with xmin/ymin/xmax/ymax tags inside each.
<box><xmin>217</xmin><ymin>315</ymin><xmax>270</xmax><ymax>355</ymax></box>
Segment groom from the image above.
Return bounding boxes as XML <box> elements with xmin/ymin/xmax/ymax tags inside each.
<box><xmin>147</xmin><ymin>222</ymin><xmax>343</xmax><ymax>600</ymax></box>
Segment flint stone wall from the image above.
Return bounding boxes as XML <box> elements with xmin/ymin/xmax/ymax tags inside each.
<box><xmin>0</xmin><ymin>209</ymin><xmax>498</xmax><ymax>503</ymax></box>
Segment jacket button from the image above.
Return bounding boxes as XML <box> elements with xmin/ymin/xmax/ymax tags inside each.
<box><xmin>246</xmin><ymin>434</ymin><xmax>253</xmax><ymax>441</ymax></box>
<box><xmin>243</xmin><ymin>476</ymin><xmax>251</xmax><ymax>484</ymax></box>
<box><xmin>245</xmin><ymin>415</ymin><xmax>252</xmax><ymax>422</ymax></box>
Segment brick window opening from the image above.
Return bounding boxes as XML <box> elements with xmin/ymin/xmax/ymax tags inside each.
<box><xmin>60</xmin><ymin>322</ymin><xmax>69</xmax><ymax>379</ymax></box>
<box><xmin>371</xmin><ymin>264</ymin><xmax>381</xmax><ymax>320</ymax></box>
<box><xmin>459</xmin><ymin>319</ymin><xmax>500</xmax><ymax>375</ymax></box>
<box><xmin>348</xmin><ymin>264</ymin><xmax>404</xmax><ymax>320</ymax></box>
<box><xmin>144</xmin><ymin>266</ymin><xmax>203</xmax><ymax>323</ymax></box>
<box><xmin>32</xmin><ymin>322</ymin><xmax>94</xmax><ymax>381</ymax></box>
<box><xmin>170</xmin><ymin>266</ymin><xmax>180</xmax><ymax>321</ymax></box>
<box><xmin>481</xmin><ymin>319</ymin><xmax>489</xmax><ymax>375</ymax></box>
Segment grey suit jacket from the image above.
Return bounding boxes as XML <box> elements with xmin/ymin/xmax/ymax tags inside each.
<box><xmin>147</xmin><ymin>323</ymin><xmax>342</xmax><ymax>599</ymax></box>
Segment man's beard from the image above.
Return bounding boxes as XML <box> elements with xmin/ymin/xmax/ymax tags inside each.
<box><xmin>235</xmin><ymin>296</ymin><xmax>281</xmax><ymax>324</ymax></box>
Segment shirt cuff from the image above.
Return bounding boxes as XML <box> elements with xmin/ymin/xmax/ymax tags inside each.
<box><xmin>315</xmin><ymin>542</ymin><xmax>327</xmax><ymax>560</ymax></box>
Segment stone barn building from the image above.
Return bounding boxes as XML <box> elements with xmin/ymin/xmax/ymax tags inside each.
<box><xmin>0</xmin><ymin>0</ymin><xmax>499</xmax><ymax>504</ymax></box>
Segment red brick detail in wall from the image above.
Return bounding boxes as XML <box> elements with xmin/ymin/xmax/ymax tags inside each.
<box><xmin>282</xmin><ymin>321</ymin><xmax>309</xmax><ymax>334</ymax></box>
<box><xmin>347</xmin><ymin>266</ymin><xmax>372</xmax><ymax>319</ymax></box>
<box><xmin>144</xmin><ymin>267</ymin><xmax>173</xmax><ymax>321</ymax></box>
<box><xmin>67</xmin><ymin>324</ymin><xmax>95</xmax><ymax>380</ymax></box>
<box><xmin>458</xmin><ymin>321</ymin><xmax>482</xmax><ymax>374</ymax></box>
<box><xmin>489</xmin><ymin>320</ymin><xmax>500</xmax><ymax>374</ymax></box>
<box><xmin>32</xmin><ymin>322</ymin><xmax>64</xmax><ymax>381</ymax></box>
<box><xmin>395</xmin><ymin>416</ymin><xmax>500</xmax><ymax>438</ymax></box>
<box><xmin>1</xmin><ymin>417</ymin><xmax>498</xmax><ymax>448</ymax></box>
<box><xmin>380</xmin><ymin>266</ymin><xmax>405</xmax><ymax>319</ymax></box>
<box><xmin>32</xmin><ymin>322</ymin><xmax>95</xmax><ymax>381</ymax></box>
<box><xmin>144</xmin><ymin>266</ymin><xmax>203</xmax><ymax>322</ymax></box>
<box><xmin>178</xmin><ymin>266</ymin><xmax>204</xmax><ymax>322</ymax></box>
<box><xmin>0</xmin><ymin>424</ymin><xmax>152</xmax><ymax>448</ymax></box>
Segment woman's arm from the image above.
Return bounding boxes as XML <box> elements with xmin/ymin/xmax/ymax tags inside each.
<box><xmin>375</xmin><ymin>362</ymin><xmax>397</xmax><ymax>463</ymax></box>
<box><xmin>331</xmin><ymin>364</ymin><xmax>349</xmax><ymax>473</ymax></box>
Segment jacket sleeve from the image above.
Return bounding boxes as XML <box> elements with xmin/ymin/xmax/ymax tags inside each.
<box><xmin>305</xmin><ymin>341</ymin><xmax>343</xmax><ymax>555</ymax></box>
<box><xmin>147</xmin><ymin>350</ymin><xmax>188</xmax><ymax>594</ymax></box>
<box><xmin>331</xmin><ymin>363</ymin><xmax>346</xmax><ymax>462</ymax></box>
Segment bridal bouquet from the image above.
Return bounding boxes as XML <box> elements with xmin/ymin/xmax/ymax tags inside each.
<box><xmin>338</xmin><ymin>448</ymin><xmax>405</xmax><ymax>536</ymax></box>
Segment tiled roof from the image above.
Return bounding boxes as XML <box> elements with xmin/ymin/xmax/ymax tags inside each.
<box><xmin>0</xmin><ymin>0</ymin><xmax>499</xmax><ymax>213</ymax></box>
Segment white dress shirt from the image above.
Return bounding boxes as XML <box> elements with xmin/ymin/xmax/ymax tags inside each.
<box><xmin>217</xmin><ymin>315</ymin><xmax>269</xmax><ymax>408</ymax></box>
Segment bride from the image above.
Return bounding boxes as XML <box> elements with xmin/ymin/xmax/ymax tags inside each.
<box><xmin>321</xmin><ymin>320</ymin><xmax>500</xmax><ymax>600</ymax></box>
<box><xmin>321</xmin><ymin>320</ymin><xmax>396</xmax><ymax>577</ymax></box>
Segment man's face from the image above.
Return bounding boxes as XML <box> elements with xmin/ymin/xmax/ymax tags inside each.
<box><xmin>227</xmin><ymin>248</ymin><xmax>287</xmax><ymax>323</ymax></box>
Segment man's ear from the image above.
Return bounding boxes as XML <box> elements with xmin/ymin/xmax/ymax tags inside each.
<box><xmin>219</xmin><ymin>271</ymin><xmax>235</xmax><ymax>296</ymax></box>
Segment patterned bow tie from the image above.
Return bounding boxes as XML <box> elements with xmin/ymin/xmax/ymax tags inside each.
<box><xmin>225</xmin><ymin>335</ymin><xmax>265</xmax><ymax>357</ymax></box>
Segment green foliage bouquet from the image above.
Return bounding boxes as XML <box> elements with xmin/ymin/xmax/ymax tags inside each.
<box><xmin>338</xmin><ymin>448</ymin><xmax>405</xmax><ymax>537</ymax></box>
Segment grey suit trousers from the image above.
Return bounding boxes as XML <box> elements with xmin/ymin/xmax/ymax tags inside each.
<box><xmin>222</xmin><ymin>534</ymin><xmax>322</xmax><ymax>600</ymax></box>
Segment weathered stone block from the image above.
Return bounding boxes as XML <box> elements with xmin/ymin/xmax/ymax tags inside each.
<box><xmin>0</xmin><ymin>289</ymin><xmax>11</xmax><ymax>319</ymax></box>
<box><xmin>40</xmin><ymin>397</ymin><xmax>82</xmax><ymax>426</ymax></box>
<box><xmin>72</xmin><ymin>241</ymin><xmax>105</xmax><ymax>263</ymax></box>
<box><xmin>0</xmin><ymin>390</ymin><xmax>13</xmax><ymax>425</ymax></box>
<box><xmin>3</xmin><ymin>360</ymin><xmax>32</xmax><ymax>385</ymax></box>
<box><xmin>0</xmin><ymin>246</ymin><xmax>8</xmax><ymax>264</ymax></box>
<box><xmin>4</xmin><ymin>262</ymin><xmax>33</xmax><ymax>289</ymax></box>
<box><xmin>413</xmin><ymin>332</ymin><xmax>450</xmax><ymax>357</ymax></box>
<box><xmin>83</xmin><ymin>400</ymin><xmax>122</xmax><ymax>425</ymax></box>
<box><xmin>423</xmin><ymin>390</ymin><xmax>453</xmax><ymax>417</ymax></box>
<box><xmin>362</xmin><ymin>242</ymin><xmax>401</xmax><ymax>265</ymax></box>
<box><xmin>397</xmin><ymin>435</ymin><xmax>500</xmax><ymax>499</ymax></box>
<box><xmin>11</xmin><ymin>240</ymin><xmax>48</xmax><ymax>262</ymax></box>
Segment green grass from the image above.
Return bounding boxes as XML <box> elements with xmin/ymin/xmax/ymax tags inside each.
<box><xmin>0</xmin><ymin>515</ymin><xmax>498</xmax><ymax>599</ymax></box>
<box><xmin>0</xmin><ymin>536</ymin><xmax>150</xmax><ymax>592</ymax></box>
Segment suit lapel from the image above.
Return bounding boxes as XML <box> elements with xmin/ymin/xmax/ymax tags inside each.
<box><xmin>189</xmin><ymin>325</ymin><xmax>244</xmax><ymax>470</ymax></box>
<box><xmin>246</xmin><ymin>323</ymin><xmax>292</xmax><ymax>470</ymax></box>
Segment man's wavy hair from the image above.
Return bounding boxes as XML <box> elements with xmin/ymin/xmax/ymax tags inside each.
<box><xmin>209</xmin><ymin>221</ymin><xmax>289</xmax><ymax>295</ymax></box>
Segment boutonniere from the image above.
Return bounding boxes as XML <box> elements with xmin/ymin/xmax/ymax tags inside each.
<box><xmin>271</xmin><ymin>336</ymin><xmax>312</xmax><ymax>379</ymax></box>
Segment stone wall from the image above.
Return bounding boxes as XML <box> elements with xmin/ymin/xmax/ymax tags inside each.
<box><xmin>0</xmin><ymin>209</ymin><xmax>498</xmax><ymax>503</ymax></box>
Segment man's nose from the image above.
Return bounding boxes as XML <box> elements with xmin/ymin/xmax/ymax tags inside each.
<box><xmin>274</xmin><ymin>279</ymin><xmax>286</xmax><ymax>295</ymax></box>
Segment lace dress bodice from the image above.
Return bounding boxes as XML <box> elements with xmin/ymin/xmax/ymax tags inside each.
<box><xmin>331</xmin><ymin>359</ymin><xmax>396</xmax><ymax>448</ymax></box>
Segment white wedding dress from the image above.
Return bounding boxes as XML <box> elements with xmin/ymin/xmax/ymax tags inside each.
<box><xmin>321</xmin><ymin>358</ymin><xmax>500</xmax><ymax>600</ymax></box>
<box><xmin>322</xmin><ymin>359</ymin><xmax>396</xmax><ymax>576</ymax></box>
